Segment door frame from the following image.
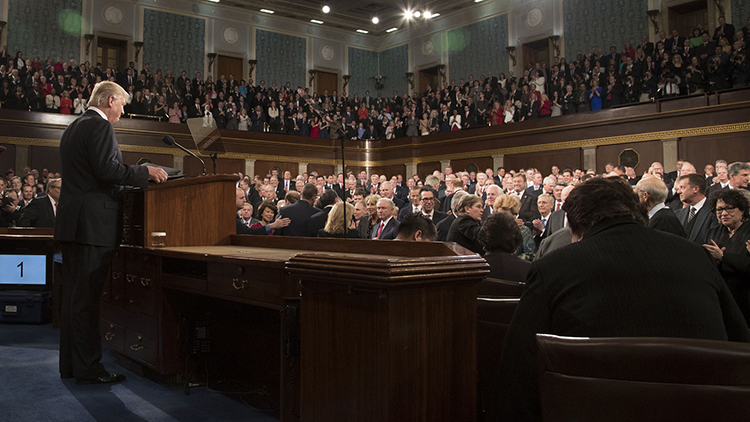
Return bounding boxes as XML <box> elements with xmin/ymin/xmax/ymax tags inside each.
<box><xmin>213</xmin><ymin>50</ymin><xmax>248</xmax><ymax>83</ymax></box>
<box><xmin>417</xmin><ymin>62</ymin><xmax>444</xmax><ymax>95</ymax></box>
<box><xmin>93</xmin><ymin>32</ymin><xmax>132</xmax><ymax>72</ymax></box>
<box><xmin>313</xmin><ymin>66</ymin><xmax>340</xmax><ymax>96</ymax></box>
<box><xmin>517</xmin><ymin>32</ymin><xmax>554</xmax><ymax>75</ymax></box>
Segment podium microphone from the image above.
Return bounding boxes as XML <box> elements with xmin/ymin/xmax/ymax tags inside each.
<box><xmin>162</xmin><ymin>135</ymin><xmax>206</xmax><ymax>176</ymax></box>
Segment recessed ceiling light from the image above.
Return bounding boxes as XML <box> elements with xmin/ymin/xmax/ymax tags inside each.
<box><xmin>207</xmin><ymin>0</ymin><xmax>220</xmax><ymax>3</ymax></box>
<box><xmin>322</xmin><ymin>5</ymin><xmax>330</xmax><ymax>13</ymax></box>
<box><xmin>372</xmin><ymin>17</ymin><xmax>379</xmax><ymax>24</ymax></box>
<box><xmin>474</xmin><ymin>0</ymin><xmax>485</xmax><ymax>2</ymax></box>
<box><xmin>310</xmin><ymin>19</ymin><xmax>324</xmax><ymax>24</ymax></box>
<box><xmin>405</xmin><ymin>10</ymin><xmax>413</xmax><ymax>19</ymax></box>
<box><xmin>386</xmin><ymin>27</ymin><xmax>398</xmax><ymax>33</ymax></box>
<box><xmin>413</xmin><ymin>11</ymin><xmax>421</xmax><ymax>18</ymax></box>
<box><xmin>260</xmin><ymin>9</ymin><xmax>274</xmax><ymax>14</ymax></box>
<box><xmin>356</xmin><ymin>29</ymin><xmax>369</xmax><ymax>34</ymax></box>
<box><xmin>424</xmin><ymin>11</ymin><xmax>432</xmax><ymax>18</ymax></box>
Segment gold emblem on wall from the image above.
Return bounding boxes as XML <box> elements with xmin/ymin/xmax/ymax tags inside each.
<box><xmin>619</xmin><ymin>148</ymin><xmax>640</xmax><ymax>170</ymax></box>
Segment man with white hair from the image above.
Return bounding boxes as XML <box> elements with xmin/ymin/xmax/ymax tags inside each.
<box><xmin>56</xmin><ymin>81</ymin><xmax>168</xmax><ymax>385</ymax></box>
<box><xmin>481</xmin><ymin>184</ymin><xmax>502</xmax><ymax>222</ymax></box>
<box><xmin>635</xmin><ymin>177</ymin><xmax>687</xmax><ymax>238</ymax></box>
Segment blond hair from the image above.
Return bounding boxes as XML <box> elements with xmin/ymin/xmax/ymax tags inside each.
<box><xmin>324</xmin><ymin>202</ymin><xmax>355</xmax><ymax>234</ymax></box>
<box><xmin>494</xmin><ymin>194</ymin><xmax>521</xmax><ymax>215</ymax></box>
<box><xmin>89</xmin><ymin>81</ymin><xmax>130</xmax><ymax>108</ymax></box>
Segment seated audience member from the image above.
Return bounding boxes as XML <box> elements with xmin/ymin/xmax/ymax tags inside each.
<box><xmin>319</xmin><ymin>202</ymin><xmax>359</xmax><ymax>238</ymax></box>
<box><xmin>353</xmin><ymin>201</ymin><xmax>369</xmax><ymax>235</ymax></box>
<box><xmin>436</xmin><ymin>190</ymin><xmax>467</xmax><ymax>242</ymax></box>
<box><xmin>277</xmin><ymin>183</ymin><xmax>319</xmax><ymax>237</ymax></box>
<box><xmin>494</xmin><ymin>194</ymin><xmax>537</xmax><ymax>261</ymax></box>
<box><xmin>478</xmin><ymin>212</ymin><xmax>531</xmax><ymax>282</ymax></box>
<box><xmin>371</xmin><ymin>198</ymin><xmax>400</xmax><ymax>240</ymax></box>
<box><xmin>0</xmin><ymin>190</ymin><xmax>21</xmax><ymax>227</ymax></box>
<box><xmin>495</xmin><ymin>177</ymin><xmax>750</xmax><ymax>422</ymax></box>
<box><xmin>395</xmin><ymin>213</ymin><xmax>438</xmax><ymax>242</ymax></box>
<box><xmin>674</xmin><ymin>173</ymin><xmax>719</xmax><ymax>244</ymax></box>
<box><xmin>249</xmin><ymin>200</ymin><xmax>288</xmax><ymax>235</ymax></box>
<box><xmin>636</xmin><ymin>177</ymin><xmax>687</xmax><ymax>237</ymax></box>
<box><xmin>18</xmin><ymin>178</ymin><xmax>60</xmax><ymax>228</ymax></box>
<box><xmin>704</xmin><ymin>189</ymin><xmax>750</xmax><ymax>325</ymax></box>
<box><xmin>361</xmin><ymin>194</ymin><xmax>381</xmax><ymax>239</ymax></box>
<box><xmin>418</xmin><ymin>187</ymin><xmax>448</xmax><ymax>224</ymax></box>
<box><xmin>237</xmin><ymin>202</ymin><xmax>260</xmax><ymax>227</ymax></box>
<box><xmin>446</xmin><ymin>194</ymin><xmax>484</xmax><ymax>254</ymax></box>
<box><xmin>308</xmin><ymin>189</ymin><xmax>340</xmax><ymax>237</ymax></box>
<box><xmin>398</xmin><ymin>186</ymin><xmax>422</xmax><ymax>220</ymax></box>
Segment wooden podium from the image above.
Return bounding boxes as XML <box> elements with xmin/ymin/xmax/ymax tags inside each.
<box><xmin>287</xmin><ymin>251</ymin><xmax>489</xmax><ymax>422</ymax></box>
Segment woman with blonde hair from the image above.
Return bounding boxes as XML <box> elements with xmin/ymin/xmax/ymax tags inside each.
<box><xmin>320</xmin><ymin>202</ymin><xmax>359</xmax><ymax>238</ymax></box>
<box><xmin>493</xmin><ymin>194</ymin><xmax>536</xmax><ymax>261</ymax></box>
<box><xmin>446</xmin><ymin>194</ymin><xmax>484</xmax><ymax>254</ymax></box>
<box><xmin>363</xmin><ymin>194</ymin><xmax>381</xmax><ymax>239</ymax></box>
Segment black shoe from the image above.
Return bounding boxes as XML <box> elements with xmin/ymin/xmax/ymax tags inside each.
<box><xmin>75</xmin><ymin>372</ymin><xmax>126</xmax><ymax>385</ymax></box>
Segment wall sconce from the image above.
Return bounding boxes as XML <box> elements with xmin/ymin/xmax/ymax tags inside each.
<box><xmin>647</xmin><ymin>10</ymin><xmax>660</xmax><ymax>34</ymax></box>
<box><xmin>207</xmin><ymin>53</ymin><xmax>217</xmax><ymax>72</ymax></box>
<box><xmin>84</xmin><ymin>34</ymin><xmax>95</xmax><ymax>56</ymax></box>
<box><xmin>405</xmin><ymin>72</ymin><xmax>414</xmax><ymax>90</ymax></box>
<box><xmin>713</xmin><ymin>0</ymin><xmax>725</xmax><ymax>17</ymax></box>
<box><xmin>308</xmin><ymin>69</ymin><xmax>317</xmax><ymax>87</ymax></box>
<box><xmin>436</xmin><ymin>64</ymin><xmax>446</xmax><ymax>84</ymax></box>
<box><xmin>342</xmin><ymin>75</ymin><xmax>351</xmax><ymax>91</ymax></box>
<box><xmin>506</xmin><ymin>46</ymin><xmax>517</xmax><ymax>67</ymax></box>
<box><xmin>548</xmin><ymin>35</ymin><xmax>561</xmax><ymax>57</ymax></box>
<box><xmin>248</xmin><ymin>59</ymin><xmax>257</xmax><ymax>79</ymax></box>
<box><xmin>133</xmin><ymin>41</ymin><xmax>144</xmax><ymax>62</ymax></box>
<box><xmin>0</xmin><ymin>21</ymin><xmax>7</xmax><ymax>41</ymax></box>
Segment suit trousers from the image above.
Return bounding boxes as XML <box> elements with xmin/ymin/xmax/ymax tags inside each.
<box><xmin>59</xmin><ymin>242</ymin><xmax>115</xmax><ymax>378</ymax></box>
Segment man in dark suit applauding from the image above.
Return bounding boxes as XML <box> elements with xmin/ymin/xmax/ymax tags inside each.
<box><xmin>495</xmin><ymin>177</ymin><xmax>750</xmax><ymax>422</ymax></box>
<box><xmin>372</xmin><ymin>198</ymin><xmax>400</xmax><ymax>240</ymax></box>
<box><xmin>674</xmin><ymin>174</ymin><xmax>720</xmax><ymax>244</ymax></box>
<box><xmin>277</xmin><ymin>183</ymin><xmax>320</xmax><ymax>237</ymax></box>
<box><xmin>417</xmin><ymin>187</ymin><xmax>448</xmax><ymax>225</ymax></box>
<box><xmin>18</xmin><ymin>178</ymin><xmax>61</xmax><ymax>228</ymax></box>
<box><xmin>55</xmin><ymin>81</ymin><xmax>168</xmax><ymax>385</ymax></box>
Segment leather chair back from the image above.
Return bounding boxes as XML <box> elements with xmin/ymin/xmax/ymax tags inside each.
<box><xmin>536</xmin><ymin>334</ymin><xmax>750</xmax><ymax>422</ymax></box>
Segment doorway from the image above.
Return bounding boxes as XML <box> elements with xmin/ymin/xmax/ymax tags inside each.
<box><xmin>668</xmin><ymin>1</ymin><xmax>708</xmax><ymax>39</ymax></box>
<box><xmin>96</xmin><ymin>37</ymin><xmax>127</xmax><ymax>73</ymax></box>
<box><xmin>217</xmin><ymin>55</ymin><xmax>244</xmax><ymax>82</ymax></box>
<box><xmin>316</xmin><ymin>71</ymin><xmax>338</xmax><ymax>96</ymax></box>
<box><xmin>522</xmin><ymin>39</ymin><xmax>550</xmax><ymax>70</ymax></box>
<box><xmin>418</xmin><ymin>66</ymin><xmax>440</xmax><ymax>95</ymax></box>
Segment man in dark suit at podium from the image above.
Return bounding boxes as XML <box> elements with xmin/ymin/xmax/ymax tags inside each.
<box><xmin>18</xmin><ymin>178</ymin><xmax>60</xmax><ymax>228</ymax></box>
<box><xmin>55</xmin><ymin>81</ymin><xmax>167</xmax><ymax>385</ymax></box>
<box><xmin>277</xmin><ymin>183</ymin><xmax>320</xmax><ymax>237</ymax></box>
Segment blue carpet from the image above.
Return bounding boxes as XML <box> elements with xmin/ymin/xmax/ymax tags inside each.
<box><xmin>0</xmin><ymin>341</ymin><xmax>278</xmax><ymax>422</ymax></box>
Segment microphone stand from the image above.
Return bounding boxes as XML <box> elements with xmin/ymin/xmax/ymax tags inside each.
<box><xmin>173</xmin><ymin>141</ymin><xmax>207</xmax><ymax>176</ymax></box>
<box><xmin>209</xmin><ymin>153</ymin><xmax>218</xmax><ymax>174</ymax></box>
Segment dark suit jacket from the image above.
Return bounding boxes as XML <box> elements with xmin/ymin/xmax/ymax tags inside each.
<box><xmin>545</xmin><ymin>210</ymin><xmax>566</xmax><ymax>237</ymax></box>
<box><xmin>674</xmin><ymin>202</ymin><xmax>720</xmax><ymax>244</ymax></box>
<box><xmin>398</xmin><ymin>204</ymin><xmax>420</xmax><ymax>221</ymax></box>
<box><xmin>371</xmin><ymin>217</ymin><xmax>399</xmax><ymax>240</ymax></box>
<box><xmin>18</xmin><ymin>197</ymin><xmax>55</xmax><ymax>228</ymax></box>
<box><xmin>446</xmin><ymin>215</ymin><xmax>483</xmax><ymax>254</ymax></box>
<box><xmin>436</xmin><ymin>213</ymin><xmax>455</xmax><ymax>242</ymax></box>
<box><xmin>423</xmin><ymin>210</ymin><xmax>449</xmax><ymax>226</ymax></box>
<box><xmin>54</xmin><ymin>110</ymin><xmax>149</xmax><ymax>247</ymax></box>
<box><xmin>706</xmin><ymin>222</ymin><xmax>750</xmax><ymax>325</ymax></box>
<box><xmin>307</xmin><ymin>206</ymin><xmax>332</xmax><ymax>237</ymax></box>
<box><xmin>518</xmin><ymin>189</ymin><xmax>542</xmax><ymax>223</ymax></box>
<box><xmin>277</xmin><ymin>200</ymin><xmax>320</xmax><ymax>237</ymax></box>
<box><xmin>495</xmin><ymin>219</ymin><xmax>750</xmax><ymax>422</ymax></box>
<box><xmin>648</xmin><ymin>207</ymin><xmax>687</xmax><ymax>238</ymax></box>
<box><xmin>483</xmin><ymin>252</ymin><xmax>531</xmax><ymax>282</ymax></box>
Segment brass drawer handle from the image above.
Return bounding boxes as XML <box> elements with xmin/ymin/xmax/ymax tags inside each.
<box><xmin>232</xmin><ymin>278</ymin><xmax>247</xmax><ymax>290</ymax></box>
<box><xmin>130</xmin><ymin>335</ymin><xmax>144</xmax><ymax>351</ymax></box>
<box><xmin>140</xmin><ymin>277</ymin><xmax>150</xmax><ymax>287</ymax></box>
<box><xmin>105</xmin><ymin>324</ymin><xmax>115</xmax><ymax>341</ymax></box>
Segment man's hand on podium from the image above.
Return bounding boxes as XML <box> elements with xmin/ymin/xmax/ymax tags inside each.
<box><xmin>147</xmin><ymin>166</ymin><xmax>168</xmax><ymax>184</ymax></box>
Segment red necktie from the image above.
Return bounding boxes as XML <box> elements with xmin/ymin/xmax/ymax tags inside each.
<box><xmin>556</xmin><ymin>202</ymin><xmax>561</xmax><ymax>211</ymax></box>
<box><xmin>377</xmin><ymin>222</ymin><xmax>384</xmax><ymax>238</ymax></box>
<box><xmin>425</xmin><ymin>213</ymin><xmax>432</xmax><ymax>219</ymax></box>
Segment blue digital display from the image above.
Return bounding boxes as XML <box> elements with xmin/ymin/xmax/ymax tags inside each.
<box><xmin>0</xmin><ymin>255</ymin><xmax>47</xmax><ymax>285</ymax></box>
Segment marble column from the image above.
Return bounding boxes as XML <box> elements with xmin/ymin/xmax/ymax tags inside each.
<box><xmin>582</xmin><ymin>147</ymin><xmax>596</xmax><ymax>172</ymax></box>
<box><xmin>244</xmin><ymin>159</ymin><xmax>256</xmax><ymax>178</ymax></box>
<box><xmin>662</xmin><ymin>138</ymin><xmax>679</xmax><ymax>172</ymax></box>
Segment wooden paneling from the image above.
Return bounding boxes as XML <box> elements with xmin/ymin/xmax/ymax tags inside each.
<box><xmin>254</xmin><ymin>160</ymin><xmax>300</xmax><ymax>177</ymax></box>
<box><xmin>184</xmin><ymin>156</ymin><xmax>243</xmax><ymax>177</ymax></box>
<box><xmin>450</xmin><ymin>157</ymin><xmax>493</xmax><ymax>174</ymax></box>
<box><xmin>504</xmin><ymin>148</ymin><xmax>582</xmax><ymax>174</ymax></box>
<box><xmin>679</xmin><ymin>134</ymin><xmax>750</xmax><ymax>172</ymax></box>
<box><xmin>417</xmin><ymin>162</ymin><xmax>440</xmax><ymax>179</ymax></box>
<box><xmin>308</xmin><ymin>164</ymin><xmax>335</xmax><ymax>176</ymax></box>
<box><xmin>121</xmin><ymin>151</ymin><xmax>174</xmax><ymax>167</ymax></box>
<box><xmin>316</xmin><ymin>71</ymin><xmax>338</xmax><ymax>96</ymax></box>
<box><xmin>29</xmin><ymin>146</ymin><xmax>62</xmax><ymax>174</ymax></box>
<box><xmin>217</xmin><ymin>55</ymin><xmax>243</xmax><ymax>82</ymax></box>
<box><xmin>0</xmin><ymin>143</ymin><xmax>16</xmax><ymax>173</ymax></box>
<box><xmin>596</xmin><ymin>140</ymin><xmax>663</xmax><ymax>174</ymax></box>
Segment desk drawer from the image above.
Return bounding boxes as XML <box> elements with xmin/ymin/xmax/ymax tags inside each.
<box><xmin>100</xmin><ymin>320</ymin><xmax>125</xmax><ymax>353</ymax></box>
<box><xmin>207</xmin><ymin>263</ymin><xmax>281</xmax><ymax>305</ymax></box>
<box><xmin>124</xmin><ymin>329</ymin><xmax>157</xmax><ymax>368</ymax></box>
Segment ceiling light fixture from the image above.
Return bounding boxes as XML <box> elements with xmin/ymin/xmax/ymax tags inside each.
<box><xmin>356</xmin><ymin>29</ymin><xmax>369</xmax><ymax>34</ymax></box>
<box><xmin>260</xmin><ymin>9</ymin><xmax>274</xmax><ymax>14</ymax></box>
<box><xmin>310</xmin><ymin>19</ymin><xmax>324</xmax><ymax>24</ymax></box>
<box><xmin>430</xmin><ymin>13</ymin><xmax>440</xmax><ymax>18</ymax></box>
<box><xmin>207</xmin><ymin>0</ymin><xmax>220</xmax><ymax>3</ymax></box>
<box><xmin>372</xmin><ymin>17</ymin><xmax>379</xmax><ymax>24</ymax></box>
<box><xmin>405</xmin><ymin>10</ymin><xmax>414</xmax><ymax>19</ymax></box>
<box><xmin>386</xmin><ymin>27</ymin><xmax>398</xmax><ymax>33</ymax></box>
<box><xmin>413</xmin><ymin>11</ymin><xmax>421</xmax><ymax>18</ymax></box>
<box><xmin>474</xmin><ymin>0</ymin><xmax>485</xmax><ymax>2</ymax></box>
<box><xmin>424</xmin><ymin>11</ymin><xmax>432</xmax><ymax>18</ymax></box>
<box><xmin>322</xmin><ymin>5</ymin><xmax>330</xmax><ymax>13</ymax></box>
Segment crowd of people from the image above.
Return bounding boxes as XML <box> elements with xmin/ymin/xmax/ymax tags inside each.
<box><xmin>1</xmin><ymin>15</ymin><xmax>747</xmax><ymax>139</ymax></box>
<box><xmin>0</xmin><ymin>166</ymin><xmax>61</xmax><ymax>228</ymax></box>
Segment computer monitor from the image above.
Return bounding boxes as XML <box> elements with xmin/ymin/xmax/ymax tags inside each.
<box><xmin>0</xmin><ymin>238</ymin><xmax>53</xmax><ymax>291</ymax></box>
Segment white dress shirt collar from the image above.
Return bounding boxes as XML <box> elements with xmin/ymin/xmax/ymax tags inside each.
<box><xmin>88</xmin><ymin>106</ymin><xmax>108</xmax><ymax>120</ymax></box>
<box><xmin>648</xmin><ymin>202</ymin><xmax>667</xmax><ymax>219</ymax></box>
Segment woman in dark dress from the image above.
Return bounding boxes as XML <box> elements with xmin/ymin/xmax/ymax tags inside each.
<box><xmin>704</xmin><ymin>189</ymin><xmax>750</xmax><ymax>325</ymax></box>
<box><xmin>319</xmin><ymin>202</ymin><xmax>359</xmax><ymax>238</ymax></box>
<box><xmin>477</xmin><ymin>212</ymin><xmax>531</xmax><ymax>282</ymax></box>
<box><xmin>446</xmin><ymin>195</ymin><xmax>484</xmax><ymax>254</ymax></box>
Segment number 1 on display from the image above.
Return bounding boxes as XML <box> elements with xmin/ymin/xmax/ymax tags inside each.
<box><xmin>17</xmin><ymin>261</ymin><xmax>23</xmax><ymax>277</ymax></box>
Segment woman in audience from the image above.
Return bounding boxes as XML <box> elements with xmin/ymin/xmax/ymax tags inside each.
<box><xmin>690</xmin><ymin>27</ymin><xmax>704</xmax><ymax>48</ymax></box>
<box><xmin>153</xmin><ymin>95</ymin><xmax>167</xmax><ymax>118</ymax></box>
<box><xmin>249</xmin><ymin>200</ymin><xmax>280</xmax><ymax>235</ymax></box>
<box><xmin>589</xmin><ymin>79</ymin><xmax>602</xmax><ymax>111</ymax></box>
<box><xmin>477</xmin><ymin>212</ymin><xmax>531</xmax><ymax>281</ymax></box>
<box><xmin>539</xmin><ymin>93</ymin><xmax>552</xmax><ymax>118</ymax></box>
<box><xmin>319</xmin><ymin>202</ymin><xmax>359</xmax><ymax>238</ymax></box>
<box><xmin>550</xmin><ymin>91</ymin><xmax>563</xmax><ymax>117</ymax></box>
<box><xmin>364</xmin><ymin>194</ymin><xmax>381</xmax><ymax>239</ymax></box>
<box><xmin>449</xmin><ymin>109</ymin><xmax>462</xmax><ymax>131</ymax></box>
<box><xmin>494</xmin><ymin>194</ymin><xmax>536</xmax><ymax>261</ymax></box>
<box><xmin>503</xmin><ymin>99</ymin><xmax>515</xmax><ymax>123</ymax></box>
<box><xmin>489</xmin><ymin>101</ymin><xmax>503</xmax><ymax>125</ymax></box>
<box><xmin>419</xmin><ymin>112</ymin><xmax>430</xmax><ymax>136</ymax></box>
<box><xmin>59</xmin><ymin>90</ymin><xmax>72</xmax><ymax>115</ymax></box>
<box><xmin>704</xmin><ymin>189</ymin><xmax>750</xmax><ymax>324</ymax></box>
<box><xmin>310</xmin><ymin>115</ymin><xmax>320</xmax><ymax>137</ymax></box>
<box><xmin>45</xmin><ymin>88</ymin><xmax>60</xmax><ymax>112</ymax></box>
<box><xmin>168</xmin><ymin>101</ymin><xmax>182</xmax><ymax>124</ymax></box>
<box><xmin>73</xmin><ymin>92</ymin><xmax>87</xmax><ymax>115</ymax></box>
<box><xmin>447</xmin><ymin>195</ymin><xmax>484</xmax><ymax>254</ymax></box>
